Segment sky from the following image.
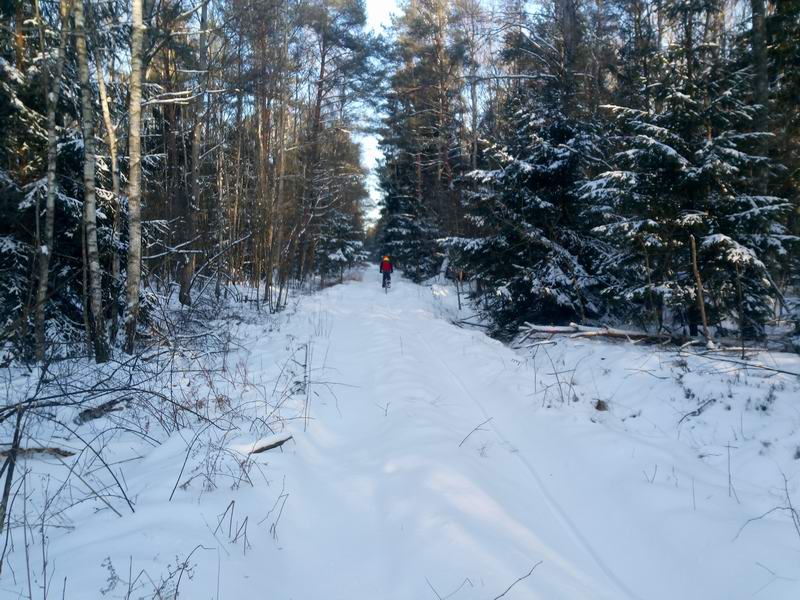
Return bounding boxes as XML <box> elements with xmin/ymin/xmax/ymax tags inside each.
<box><xmin>365</xmin><ymin>0</ymin><xmax>398</xmax><ymax>31</ymax></box>
<box><xmin>359</xmin><ymin>0</ymin><xmax>400</xmax><ymax>225</ymax></box>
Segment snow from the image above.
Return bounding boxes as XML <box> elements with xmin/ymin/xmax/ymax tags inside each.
<box><xmin>327</xmin><ymin>249</ymin><xmax>347</xmax><ymax>262</ymax></box>
<box><xmin>580</xmin><ymin>170</ymin><xmax>637</xmax><ymax>197</ymax></box>
<box><xmin>702</xmin><ymin>234</ymin><xmax>766</xmax><ymax>267</ymax></box>
<box><xmin>631</xmin><ymin>135</ymin><xmax>690</xmax><ymax>167</ymax></box>
<box><xmin>0</xmin><ymin>57</ymin><xmax>24</xmax><ymax>85</ymax></box>
<box><xmin>0</xmin><ymin>235</ymin><xmax>20</xmax><ymax>254</ymax></box>
<box><xmin>3</xmin><ymin>271</ymin><xmax>800</xmax><ymax>599</ymax></box>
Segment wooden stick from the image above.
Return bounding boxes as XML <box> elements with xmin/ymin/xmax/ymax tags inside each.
<box><xmin>492</xmin><ymin>561</ymin><xmax>543</xmax><ymax>599</ymax></box>
<box><xmin>459</xmin><ymin>418</ymin><xmax>493</xmax><ymax>448</ymax></box>
<box><xmin>249</xmin><ymin>435</ymin><xmax>293</xmax><ymax>454</ymax></box>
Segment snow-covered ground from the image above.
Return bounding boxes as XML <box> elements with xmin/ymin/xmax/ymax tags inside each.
<box><xmin>3</xmin><ymin>270</ymin><xmax>800</xmax><ymax>599</ymax></box>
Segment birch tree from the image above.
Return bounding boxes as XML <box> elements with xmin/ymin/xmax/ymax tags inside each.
<box><xmin>74</xmin><ymin>0</ymin><xmax>109</xmax><ymax>362</ymax></box>
<box><xmin>125</xmin><ymin>0</ymin><xmax>144</xmax><ymax>353</ymax></box>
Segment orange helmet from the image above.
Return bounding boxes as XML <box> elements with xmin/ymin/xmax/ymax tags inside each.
<box><xmin>383</xmin><ymin>256</ymin><xmax>390</xmax><ymax>261</ymax></box>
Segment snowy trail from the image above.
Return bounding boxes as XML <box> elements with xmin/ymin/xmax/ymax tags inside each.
<box><xmin>244</xmin><ymin>273</ymin><xmax>799</xmax><ymax>600</ymax></box>
<box><xmin>268</xmin><ymin>276</ymin><xmax>630</xmax><ymax>599</ymax></box>
<box><xmin>16</xmin><ymin>272</ymin><xmax>799</xmax><ymax>600</ymax></box>
<box><xmin>423</xmin><ymin>334</ymin><xmax>643</xmax><ymax>600</ymax></box>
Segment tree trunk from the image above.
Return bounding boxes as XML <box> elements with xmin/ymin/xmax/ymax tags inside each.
<box><xmin>34</xmin><ymin>0</ymin><xmax>71</xmax><ymax>362</ymax></box>
<box><xmin>125</xmin><ymin>0</ymin><xmax>144</xmax><ymax>354</ymax></box>
<box><xmin>180</xmin><ymin>0</ymin><xmax>208</xmax><ymax>306</ymax></box>
<box><xmin>231</xmin><ymin>42</ymin><xmax>244</xmax><ymax>279</ymax></box>
<box><xmin>298</xmin><ymin>38</ymin><xmax>328</xmax><ymax>284</ymax></box>
<box><xmin>214</xmin><ymin>96</ymin><xmax>226</xmax><ymax>300</ymax></box>
<box><xmin>558</xmin><ymin>0</ymin><xmax>578</xmax><ymax>113</ymax></box>
<box><xmin>272</xmin><ymin>71</ymin><xmax>288</xmax><ymax>310</ymax></box>
<box><xmin>95</xmin><ymin>55</ymin><xmax>121</xmax><ymax>337</ymax></box>
<box><xmin>689</xmin><ymin>234</ymin><xmax>710</xmax><ymax>339</ymax></box>
<box><xmin>751</xmin><ymin>0</ymin><xmax>769</xmax><ymax>193</ymax></box>
<box><xmin>74</xmin><ymin>0</ymin><xmax>109</xmax><ymax>363</ymax></box>
<box><xmin>470</xmin><ymin>74</ymin><xmax>478</xmax><ymax>170</ymax></box>
<box><xmin>685</xmin><ymin>9</ymin><xmax>694</xmax><ymax>87</ymax></box>
<box><xmin>14</xmin><ymin>1</ymin><xmax>25</xmax><ymax>69</ymax></box>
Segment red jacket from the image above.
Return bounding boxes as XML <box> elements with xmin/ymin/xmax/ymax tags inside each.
<box><xmin>380</xmin><ymin>260</ymin><xmax>393</xmax><ymax>273</ymax></box>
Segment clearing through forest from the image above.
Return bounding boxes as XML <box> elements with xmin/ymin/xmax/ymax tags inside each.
<box><xmin>4</xmin><ymin>270</ymin><xmax>799</xmax><ymax>600</ymax></box>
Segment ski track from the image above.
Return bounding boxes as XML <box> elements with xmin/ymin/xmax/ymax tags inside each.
<box><xmin>273</xmin><ymin>278</ymin><xmax>634</xmax><ymax>599</ymax></box>
<box><xmin>419</xmin><ymin>334</ymin><xmax>643</xmax><ymax>600</ymax></box>
<box><xmin>255</xmin><ymin>274</ymin><xmax>799</xmax><ymax>600</ymax></box>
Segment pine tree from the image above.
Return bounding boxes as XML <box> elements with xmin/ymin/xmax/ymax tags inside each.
<box><xmin>312</xmin><ymin>129</ymin><xmax>369</xmax><ymax>284</ymax></box>
<box><xmin>445</xmin><ymin>0</ymin><xmax>607</xmax><ymax>334</ymax></box>
<box><xmin>583</xmin><ymin>1</ymin><xmax>791</xmax><ymax>337</ymax></box>
<box><xmin>0</xmin><ymin>49</ymin><xmax>45</xmax><ymax>355</ymax></box>
<box><xmin>0</xmin><ymin>0</ymin><xmax>87</xmax><ymax>359</ymax></box>
<box><xmin>450</xmin><ymin>98</ymin><xmax>605</xmax><ymax>334</ymax></box>
<box><xmin>316</xmin><ymin>208</ymin><xmax>366</xmax><ymax>284</ymax></box>
<box><xmin>375</xmin><ymin>0</ymin><xmax>468</xmax><ymax>281</ymax></box>
<box><xmin>376</xmin><ymin>154</ymin><xmax>441</xmax><ymax>279</ymax></box>
<box><xmin>766</xmin><ymin>0</ymin><xmax>800</xmax><ymax>343</ymax></box>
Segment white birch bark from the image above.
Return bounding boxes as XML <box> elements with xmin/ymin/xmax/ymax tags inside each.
<box><xmin>74</xmin><ymin>0</ymin><xmax>109</xmax><ymax>362</ymax></box>
<box><xmin>125</xmin><ymin>0</ymin><xmax>144</xmax><ymax>353</ymax></box>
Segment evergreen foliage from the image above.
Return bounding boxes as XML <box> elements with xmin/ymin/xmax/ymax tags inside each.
<box><xmin>1</xmin><ymin>0</ymin><xmax>798</xmax><ymax>358</ymax></box>
<box><xmin>376</xmin><ymin>0</ymin><xmax>798</xmax><ymax>344</ymax></box>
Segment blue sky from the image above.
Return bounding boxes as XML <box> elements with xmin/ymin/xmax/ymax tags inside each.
<box><xmin>359</xmin><ymin>0</ymin><xmax>399</xmax><ymax>224</ymax></box>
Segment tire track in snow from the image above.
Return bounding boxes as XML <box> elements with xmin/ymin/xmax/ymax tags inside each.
<box><xmin>417</xmin><ymin>330</ymin><xmax>644</xmax><ymax>600</ymax></box>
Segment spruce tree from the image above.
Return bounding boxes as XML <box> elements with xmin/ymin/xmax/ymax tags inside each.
<box><xmin>584</xmin><ymin>1</ymin><xmax>791</xmax><ymax>337</ymax></box>
<box><xmin>446</xmin><ymin>0</ymin><xmax>606</xmax><ymax>334</ymax></box>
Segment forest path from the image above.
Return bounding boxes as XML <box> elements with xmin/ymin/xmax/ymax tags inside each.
<box><xmin>250</xmin><ymin>272</ymin><xmax>781</xmax><ymax>600</ymax></box>
<box><xmin>27</xmin><ymin>270</ymin><xmax>799</xmax><ymax>600</ymax></box>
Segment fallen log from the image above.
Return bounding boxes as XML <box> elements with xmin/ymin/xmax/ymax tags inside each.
<box><xmin>518</xmin><ymin>323</ymin><xmax>799</xmax><ymax>376</ymax></box>
<box><xmin>521</xmin><ymin>322</ymin><xmax>670</xmax><ymax>341</ymax></box>
<box><xmin>522</xmin><ymin>323</ymin><xmax>582</xmax><ymax>335</ymax></box>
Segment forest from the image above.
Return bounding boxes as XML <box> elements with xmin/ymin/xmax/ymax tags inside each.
<box><xmin>372</xmin><ymin>0</ymin><xmax>799</xmax><ymax>344</ymax></box>
<box><xmin>2</xmin><ymin>0</ymin><xmax>377</xmax><ymax>364</ymax></box>
<box><xmin>1</xmin><ymin>1</ymin><xmax>799</xmax><ymax>599</ymax></box>
<box><xmin>1</xmin><ymin>0</ymin><xmax>798</xmax><ymax>362</ymax></box>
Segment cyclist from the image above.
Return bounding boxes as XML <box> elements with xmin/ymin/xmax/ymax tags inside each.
<box><xmin>379</xmin><ymin>255</ymin><xmax>394</xmax><ymax>289</ymax></box>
